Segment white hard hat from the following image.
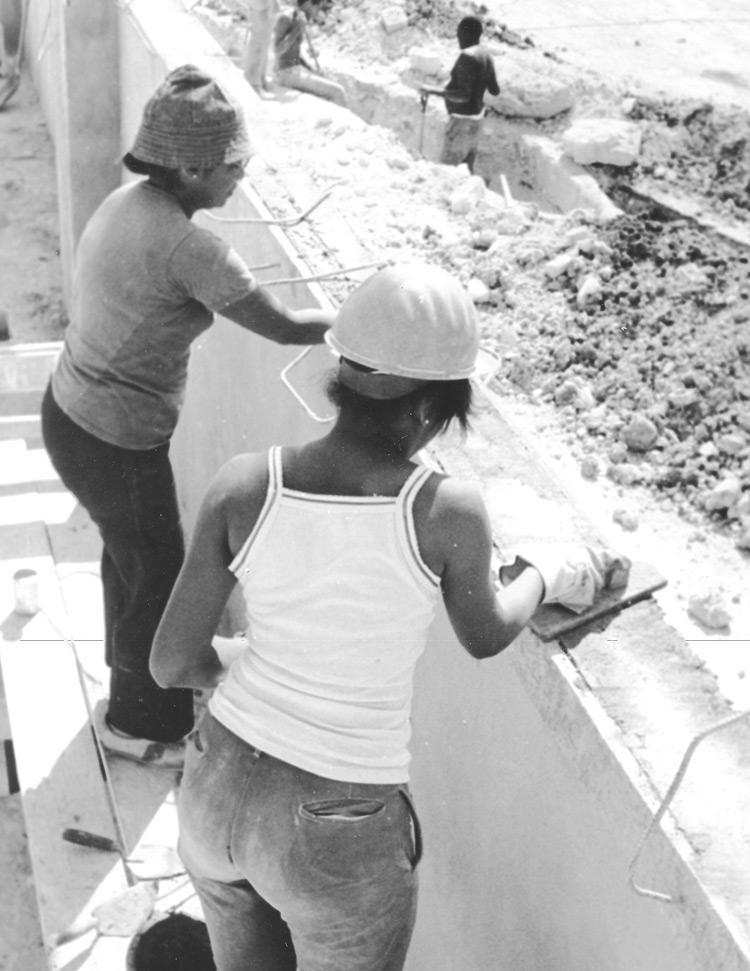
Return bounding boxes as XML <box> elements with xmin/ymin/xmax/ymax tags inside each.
<box><xmin>326</xmin><ymin>263</ymin><xmax>481</xmax><ymax>384</ymax></box>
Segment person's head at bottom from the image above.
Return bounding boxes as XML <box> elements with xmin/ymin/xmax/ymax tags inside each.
<box><xmin>123</xmin><ymin>64</ymin><xmax>253</xmax><ymax>215</ymax></box>
<box><xmin>324</xmin><ymin>262</ymin><xmax>481</xmax><ymax>457</ymax></box>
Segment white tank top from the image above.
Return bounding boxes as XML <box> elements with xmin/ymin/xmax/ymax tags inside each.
<box><xmin>209</xmin><ymin>446</ymin><xmax>441</xmax><ymax>783</ymax></box>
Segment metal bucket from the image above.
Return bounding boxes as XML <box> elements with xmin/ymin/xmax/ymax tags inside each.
<box><xmin>126</xmin><ymin>911</ymin><xmax>216</xmax><ymax>971</ymax></box>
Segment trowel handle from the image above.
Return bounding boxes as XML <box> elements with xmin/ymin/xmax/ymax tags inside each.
<box><xmin>63</xmin><ymin>828</ymin><xmax>120</xmax><ymax>853</ymax></box>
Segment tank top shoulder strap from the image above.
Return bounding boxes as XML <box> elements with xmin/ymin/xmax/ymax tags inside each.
<box><xmin>228</xmin><ymin>447</ymin><xmax>284</xmax><ymax>574</ymax></box>
<box><xmin>397</xmin><ymin>464</ymin><xmax>440</xmax><ymax>587</ymax></box>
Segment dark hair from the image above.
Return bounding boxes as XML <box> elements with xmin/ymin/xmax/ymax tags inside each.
<box><xmin>457</xmin><ymin>16</ymin><xmax>483</xmax><ymax>46</ymax></box>
<box><xmin>326</xmin><ymin>374</ymin><xmax>473</xmax><ymax>452</ymax></box>
<box><xmin>123</xmin><ymin>152</ymin><xmax>182</xmax><ymax>193</ymax></box>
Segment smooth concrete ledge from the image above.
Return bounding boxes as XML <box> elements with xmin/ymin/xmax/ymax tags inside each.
<box><xmin>16</xmin><ymin>2</ymin><xmax>750</xmax><ymax>969</ymax></box>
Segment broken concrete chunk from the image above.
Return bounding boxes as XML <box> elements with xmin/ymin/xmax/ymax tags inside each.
<box><xmin>467</xmin><ymin>277</ymin><xmax>492</xmax><ymax>303</ymax></box>
<box><xmin>449</xmin><ymin>175</ymin><xmax>486</xmax><ymax>214</ymax></box>
<box><xmin>489</xmin><ymin>65</ymin><xmax>575</xmax><ymax>119</ymax></box>
<box><xmin>704</xmin><ymin>475</ymin><xmax>743</xmax><ymax>511</ymax></box>
<box><xmin>613</xmin><ymin>508</ymin><xmax>639</xmax><ymax>532</ymax></box>
<box><xmin>688</xmin><ymin>591</ymin><xmax>731</xmax><ymax>630</ymax></box>
<box><xmin>409</xmin><ymin>47</ymin><xmax>442</xmax><ymax>75</ymax></box>
<box><xmin>380</xmin><ymin>6</ymin><xmax>408</xmax><ymax>33</ymax></box>
<box><xmin>715</xmin><ymin>432</ymin><xmax>747</xmax><ymax>456</ymax></box>
<box><xmin>576</xmin><ymin>273</ymin><xmax>602</xmax><ymax>306</ymax></box>
<box><xmin>562</xmin><ymin>118</ymin><xmax>642</xmax><ymax>167</ymax></box>
<box><xmin>621</xmin><ymin>414</ymin><xmax>659</xmax><ymax>452</ymax></box>
<box><xmin>544</xmin><ymin>249</ymin><xmax>578</xmax><ymax>278</ymax></box>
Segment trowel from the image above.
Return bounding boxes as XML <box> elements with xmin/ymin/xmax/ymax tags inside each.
<box><xmin>529</xmin><ymin>560</ymin><xmax>667</xmax><ymax>642</ymax></box>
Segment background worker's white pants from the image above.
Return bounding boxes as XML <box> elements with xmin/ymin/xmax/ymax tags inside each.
<box><xmin>242</xmin><ymin>0</ymin><xmax>279</xmax><ymax>89</ymax></box>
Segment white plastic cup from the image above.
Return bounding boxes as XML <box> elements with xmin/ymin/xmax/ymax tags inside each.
<box><xmin>13</xmin><ymin>568</ymin><xmax>39</xmax><ymax>616</ymax></box>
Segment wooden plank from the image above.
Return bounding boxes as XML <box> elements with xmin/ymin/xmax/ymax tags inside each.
<box><xmin>0</xmin><ymin>793</ymin><xmax>47</xmax><ymax>971</ymax></box>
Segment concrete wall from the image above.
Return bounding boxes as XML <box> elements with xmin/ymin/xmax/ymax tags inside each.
<box><xmin>23</xmin><ymin>0</ymin><xmax>121</xmax><ymax>306</ymax></box>
<box><xmin>25</xmin><ymin>1</ymin><xmax>750</xmax><ymax>969</ymax></box>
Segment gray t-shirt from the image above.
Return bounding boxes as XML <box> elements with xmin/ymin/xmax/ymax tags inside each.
<box><xmin>52</xmin><ymin>180</ymin><xmax>256</xmax><ymax>449</ymax></box>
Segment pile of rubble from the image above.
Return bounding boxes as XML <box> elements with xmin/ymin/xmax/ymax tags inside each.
<box><xmin>198</xmin><ymin>0</ymin><xmax>750</xmax><ymax>549</ymax></box>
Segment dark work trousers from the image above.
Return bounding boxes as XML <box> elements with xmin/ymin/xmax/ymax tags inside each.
<box><xmin>41</xmin><ymin>383</ymin><xmax>194</xmax><ymax>743</ymax></box>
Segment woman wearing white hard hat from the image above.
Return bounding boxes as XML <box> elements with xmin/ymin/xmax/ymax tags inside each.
<box><xmin>151</xmin><ymin>263</ymin><xmax>619</xmax><ymax>971</ymax></box>
<box><xmin>41</xmin><ymin>65</ymin><xmax>333</xmax><ymax>770</ymax></box>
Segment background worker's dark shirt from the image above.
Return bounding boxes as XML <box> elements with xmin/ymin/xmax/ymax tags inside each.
<box><xmin>444</xmin><ymin>45</ymin><xmax>499</xmax><ymax>116</ymax></box>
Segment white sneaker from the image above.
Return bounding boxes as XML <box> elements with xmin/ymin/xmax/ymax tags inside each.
<box><xmin>92</xmin><ymin>701</ymin><xmax>186</xmax><ymax>771</ymax></box>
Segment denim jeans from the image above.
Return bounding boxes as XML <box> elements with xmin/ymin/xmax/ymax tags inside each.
<box><xmin>41</xmin><ymin>384</ymin><xmax>194</xmax><ymax>742</ymax></box>
<box><xmin>178</xmin><ymin>712</ymin><xmax>422</xmax><ymax>971</ymax></box>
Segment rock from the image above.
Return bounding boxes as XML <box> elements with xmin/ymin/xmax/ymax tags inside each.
<box><xmin>380</xmin><ymin>6</ymin><xmax>408</xmax><ymax>33</ymax></box>
<box><xmin>608</xmin><ymin>442</ymin><xmax>628</xmax><ymax>464</ymax></box>
<box><xmin>562</xmin><ymin>118</ymin><xmax>642</xmax><ymax>167</ymax></box>
<box><xmin>687</xmin><ymin>591</ymin><xmax>731</xmax><ymax>630</ymax></box>
<box><xmin>409</xmin><ymin>47</ymin><xmax>442</xmax><ymax>74</ymax></box>
<box><xmin>449</xmin><ymin>175</ymin><xmax>485</xmax><ymax>214</ymax></box>
<box><xmin>576</xmin><ymin>273</ymin><xmax>602</xmax><ymax>307</ymax></box>
<box><xmin>674</xmin><ymin>263</ymin><xmax>710</xmax><ymax>292</ymax></box>
<box><xmin>736</xmin><ymin>516</ymin><xmax>750</xmax><ymax>551</ymax></box>
<box><xmin>467</xmin><ymin>277</ymin><xmax>492</xmax><ymax>303</ymax></box>
<box><xmin>613</xmin><ymin>508</ymin><xmax>639</xmax><ymax>531</ymax></box>
<box><xmin>552</xmin><ymin>338</ymin><xmax>573</xmax><ymax>369</ymax></box>
<box><xmin>563</xmin><ymin>225</ymin><xmax>593</xmax><ymax>247</ymax></box>
<box><xmin>704</xmin><ymin>475</ymin><xmax>743</xmax><ymax>512</ymax></box>
<box><xmin>506</xmin><ymin>356</ymin><xmax>535</xmax><ymax>391</ymax></box>
<box><xmin>607</xmin><ymin>462</ymin><xmax>646</xmax><ymax>486</ymax></box>
<box><xmin>729</xmin><ymin>492</ymin><xmax>750</xmax><ymax>520</ymax></box>
<box><xmin>622</xmin><ymin>414</ymin><xmax>659</xmax><ymax>452</ymax></box>
<box><xmin>574</xmin><ymin>385</ymin><xmax>596</xmax><ymax>410</ymax></box>
<box><xmin>554</xmin><ymin>380</ymin><xmax>579</xmax><ymax>406</ymax></box>
<box><xmin>668</xmin><ymin>388</ymin><xmax>699</xmax><ymax>408</ymax></box>
<box><xmin>715</xmin><ymin>432</ymin><xmax>746</xmax><ymax>456</ymax></box>
<box><xmin>580</xmin><ymin>455</ymin><xmax>599</xmax><ymax>480</ymax></box>
<box><xmin>544</xmin><ymin>249</ymin><xmax>578</xmax><ymax>278</ymax></box>
<box><xmin>0</xmin><ymin>310</ymin><xmax>9</xmax><ymax>341</ymax></box>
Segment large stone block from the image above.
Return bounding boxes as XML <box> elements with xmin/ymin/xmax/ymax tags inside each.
<box><xmin>562</xmin><ymin>118</ymin><xmax>642</xmax><ymax>167</ymax></box>
<box><xmin>488</xmin><ymin>62</ymin><xmax>576</xmax><ymax>119</ymax></box>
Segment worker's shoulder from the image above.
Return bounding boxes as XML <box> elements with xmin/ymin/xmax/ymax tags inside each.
<box><xmin>458</xmin><ymin>44</ymin><xmax>495</xmax><ymax>63</ymax></box>
<box><xmin>210</xmin><ymin>452</ymin><xmax>270</xmax><ymax>505</ymax></box>
<box><xmin>418</xmin><ymin>471</ymin><xmax>487</xmax><ymax>522</ymax></box>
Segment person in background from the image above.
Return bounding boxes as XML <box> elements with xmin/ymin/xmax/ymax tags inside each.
<box><xmin>421</xmin><ymin>15</ymin><xmax>499</xmax><ymax>173</ymax></box>
<box><xmin>150</xmin><ymin>262</ymin><xmax>619</xmax><ymax>970</ymax></box>
<box><xmin>41</xmin><ymin>64</ymin><xmax>333</xmax><ymax>770</ymax></box>
<box><xmin>241</xmin><ymin>0</ymin><xmax>280</xmax><ymax>94</ymax></box>
<box><xmin>273</xmin><ymin>0</ymin><xmax>347</xmax><ymax>107</ymax></box>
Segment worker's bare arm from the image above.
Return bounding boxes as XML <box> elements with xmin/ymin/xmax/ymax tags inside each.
<box><xmin>417</xmin><ymin>478</ymin><xmax>544</xmax><ymax>659</ymax></box>
<box><xmin>151</xmin><ymin>454</ymin><xmax>268</xmax><ymax>689</ymax></box>
<box><xmin>222</xmin><ymin>287</ymin><xmax>334</xmax><ymax>345</ymax></box>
